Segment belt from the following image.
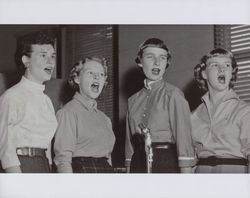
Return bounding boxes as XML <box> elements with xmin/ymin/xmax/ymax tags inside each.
<box><xmin>16</xmin><ymin>147</ymin><xmax>47</xmax><ymax>157</ymax></box>
<box><xmin>151</xmin><ymin>142</ymin><xmax>175</xmax><ymax>149</ymax></box>
<box><xmin>197</xmin><ymin>156</ymin><xmax>248</xmax><ymax>166</ymax></box>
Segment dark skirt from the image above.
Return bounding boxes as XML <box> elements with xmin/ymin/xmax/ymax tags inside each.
<box><xmin>72</xmin><ymin>157</ymin><xmax>114</xmax><ymax>173</ymax></box>
<box><xmin>152</xmin><ymin>146</ymin><xmax>180</xmax><ymax>173</ymax></box>
<box><xmin>0</xmin><ymin>156</ymin><xmax>50</xmax><ymax>173</ymax></box>
<box><xmin>130</xmin><ymin>143</ymin><xmax>180</xmax><ymax>173</ymax></box>
<box><xmin>195</xmin><ymin>156</ymin><xmax>248</xmax><ymax>173</ymax></box>
<box><xmin>18</xmin><ymin>155</ymin><xmax>50</xmax><ymax>173</ymax></box>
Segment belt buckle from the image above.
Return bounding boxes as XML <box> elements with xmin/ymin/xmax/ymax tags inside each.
<box><xmin>157</xmin><ymin>145</ymin><xmax>169</xmax><ymax>149</ymax></box>
<box><xmin>22</xmin><ymin>147</ymin><xmax>34</xmax><ymax>157</ymax></box>
<box><xmin>28</xmin><ymin>148</ymin><xmax>36</xmax><ymax>157</ymax></box>
<box><xmin>16</xmin><ymin>148</ymin><xmax>22</xmax><ymax>155</ymax></box>
<box><xmin>17</xmin><ymin>147</ymin><xmax>35</xmax><ymax>157</ymax></box>
<box><xmin>27</xmin><ymin>148</ymin><xmax>32</xmax><ymax>157</ymax></box>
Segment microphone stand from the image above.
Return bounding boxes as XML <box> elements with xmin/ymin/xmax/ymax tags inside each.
<box><xmin>138</xmin><ymin>123</ymin><xmax>153</xmax><ymax>173</ymax></box>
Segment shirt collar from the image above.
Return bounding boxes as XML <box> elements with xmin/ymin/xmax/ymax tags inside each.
<box><xmin>20</xmin><ymin>76</ymin><xmax>45</xmax><ymax>92</ymax></box>
<box><xmin>144</xmin><ymin>78</ymin><xmax>163</xmax><ymax>90</ymax></box>
<box><xmin>202</xmin><ymin>89</ymin><xmax>239</xmax><ymax>104</ymax></box>
<box><xmin>73</xmin><ymin>92</ymin><xmax>97</xmax><ymax>111</ymax></box>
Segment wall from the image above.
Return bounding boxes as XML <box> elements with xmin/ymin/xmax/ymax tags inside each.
<box><xmin>118</xmin><ymin>25</ymin><xmax>214</xmax><ymax>163</ymax></box>
<box><xmin>0</xmin><ymin>31</ymin><xmax>17</xmax><ymax>73</ymax></box>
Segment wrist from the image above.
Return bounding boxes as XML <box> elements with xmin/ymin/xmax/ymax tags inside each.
<box><xmin>180</xmin><ymin>167</ymin><xmax>194</xmax><ymax>173</ymax></box>
<box><xmin>57</xmin><ymin>163</ymin><xmax>73</xmax><ymax>173</ymax></box>
<box><xmin>5</xmin><ymin>166</ymin><xmax>22</xmax><ymax>173</ymax></box>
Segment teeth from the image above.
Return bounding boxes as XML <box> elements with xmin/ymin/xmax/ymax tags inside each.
<box><xmin>44</xmin><ymin>68</ymin><xmax>52</xmax><ymax>74</ymax></box>
<box><xmin>218</xmin><ymin>75</ymin><xmax>225</xmax><ymax>84</ymax></box>
<box><xmin>152</xmin><ymin>68</ymin><xmax>160</xmax><ymax>75</ymax></box>
<box><xmin>91</xmin><ymin>83</ymin><xmax>99</xmax><ymax>92</ymax></box>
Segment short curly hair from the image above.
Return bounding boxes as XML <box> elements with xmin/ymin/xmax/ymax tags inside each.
<box><xmin>135</xmin><ymin>38</ymin><xmax>171</xmax><ymax>69</ymax></box>
<box><xmin>15</xmin><ymin>31</ymin><xmax>55</xmax><ymax>74</ymax></box>
<box><xmin>68</xmin><ymin>56</ymin><xmax>108</xmax><ymax>92</ymax></box>
<box><xmin>194</xmin><ymin>48</ymin><xmax>238</xmax><ymax>91</ymax></box>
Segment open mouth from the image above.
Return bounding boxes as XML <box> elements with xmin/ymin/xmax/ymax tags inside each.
<box><xmin>218</xmin><ymin>74</ymin><xmax>225</xmax><ymax>84</ymax></box>
<box><xmin>151</xmin><ymin>68</ymin><xmax>160</xmax><ymax>75</ymax></box>
<box><xmin>91</xmin><ymin>82</ymin><xmax>100</xmax><ymax>93</ymax></box>
<box><xmin>44</xmin><ymin>67</ymin><xmax>54</xmax><ymax>75</ymax></box>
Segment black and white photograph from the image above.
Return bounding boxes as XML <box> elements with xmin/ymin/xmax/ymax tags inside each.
<box><xmin>0</xmin><ymin>0</ymin><xmax>250</xmax><ymax>197</ymax></box>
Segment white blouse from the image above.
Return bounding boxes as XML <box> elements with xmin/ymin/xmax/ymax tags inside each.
<box><xmin>0</xmin><ymin>76</ymin><xmax>58</xmax><ymax>169</ymax></box>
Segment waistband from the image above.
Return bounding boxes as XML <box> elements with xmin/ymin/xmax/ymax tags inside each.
<box><xmin>72</xmin><ymin>157</ymin><xmax>108</xmax><ymax>162</ymax></box>
<box><xmin>16</xmin><ymin>147</ymin><xmax>47</xmax><ymax>157</ymax></box>
<box><xmin>151</xmin><ymin>142</ymin><xmax>176</xmax><ymax>149</ymax></box>
<box><xmin>197</xmin><ymin>156</ymin><xmax>248</xmax><ymax>166</ymax></box>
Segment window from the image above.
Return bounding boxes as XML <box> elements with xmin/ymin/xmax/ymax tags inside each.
<box><xmin>214</xmin><ymin>25</ymin><xmax>250</xmax><ymax>102</ymax></box>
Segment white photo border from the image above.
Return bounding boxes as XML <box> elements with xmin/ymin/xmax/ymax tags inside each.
<box><xmin>0</xmin><ymin>0</ymin><xmax>250</xmax><ymax>197</ymax></box>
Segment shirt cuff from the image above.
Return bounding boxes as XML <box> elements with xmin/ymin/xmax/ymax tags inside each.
<box><xmin>178</xmin><ymin>156</ymin><xmax>197</xmax><ymax>167</ymax></box>
<box><xmin>56</xmin><ymin>163</ymin><xmax>73</xmax><ymax>173</ymax></box>
<box><xmin>1</xmin><ymin>154</ymin><xmax>21</xmax><ymax>170</ymax></box>
<box><xmin>54</xmin><ymin>152</ymin><xmax>72</xmax><ymax>166</ymax></box>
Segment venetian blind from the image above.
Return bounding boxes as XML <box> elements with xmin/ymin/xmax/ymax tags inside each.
<box><xmin>64</xmin><ymin>25</ymin><xmax>117</xmax><ymax>123</ymax></box>
<box><xmin>214</xmin><ymin>25</ymin><xmax>250</xmax><ymax>103</ymax></box>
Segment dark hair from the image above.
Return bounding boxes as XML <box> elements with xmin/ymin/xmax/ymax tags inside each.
<box><xmin>194</xmin><ymin>48</ymin><xmax>238</xmax><ymax>91</ymax></box>
<box><xmin>68</xmin><ymin>56</ymin><xmax>108</xmax><ymax>92</ymax></box>
<box><xmin>15</xmin><ymin>31</ymin><xmax>55</xmax><ymax>74</ymax></box>
<box><xmin>135</xmin><ymin>38</ymin><xmax>171</xmax><ymax>68</ymax></box>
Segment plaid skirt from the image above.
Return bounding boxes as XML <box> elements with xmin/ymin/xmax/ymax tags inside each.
<box><xmin>72</xmin><ymin>157</ymin><xmax>114</xmax><ymax>173</ymax></box>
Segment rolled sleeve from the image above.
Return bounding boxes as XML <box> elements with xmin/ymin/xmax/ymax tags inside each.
<box><xmin>169</xmin><ymin>89</ymin><xmax>196</xmax><ymax>167</ymax></box>
<box><xmin>53</xmin><ymin>109</ymin><xmax>77</xmax><ymax>168</ymax></box>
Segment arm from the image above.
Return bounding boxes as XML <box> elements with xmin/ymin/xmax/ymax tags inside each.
<box><xmin>53</xmin><ymin>109</ymin><xmax>77</xmax><ymax>173</ymax></box>
<box><xmin>0</xmin><ymin>97</ymin><xmax>8</xmax><ymax>160</ymax></box>
<box><xmin>248</xmin><ymin>158</ymin><xmax>250</xmax><ymax>174</ymax></box>
<box><xmin>180</xmin><ymin>167</ymin><xmax>194</xmax><ymax>173</ymax></box>
<box><xmin>56</xmin><ymin>164</ymin><xmax>73</xmax><ymax>173</ymax></box>
<box><xmin>0</xmin><ymin>94</ymin><xmax>22</xmax><ymax>172</ymax></box>
<box><xmin>239</xmin><ymin>110</ymin><xmax>250</xmax><ymax>173</ymax></box>
<box><xmin>105</xmin><ymin>117</ymin><xmax>115</xmax><ymax>166</ymax></box>
<box><xmin>46</xmin><ymin>143</ymin><xmax>52</xmax><ymax>170</ymax></box>
<box><xmin>169</xmin><ymin>89</ymin><xmax>196</xmax><ymax>172</ymax></box>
